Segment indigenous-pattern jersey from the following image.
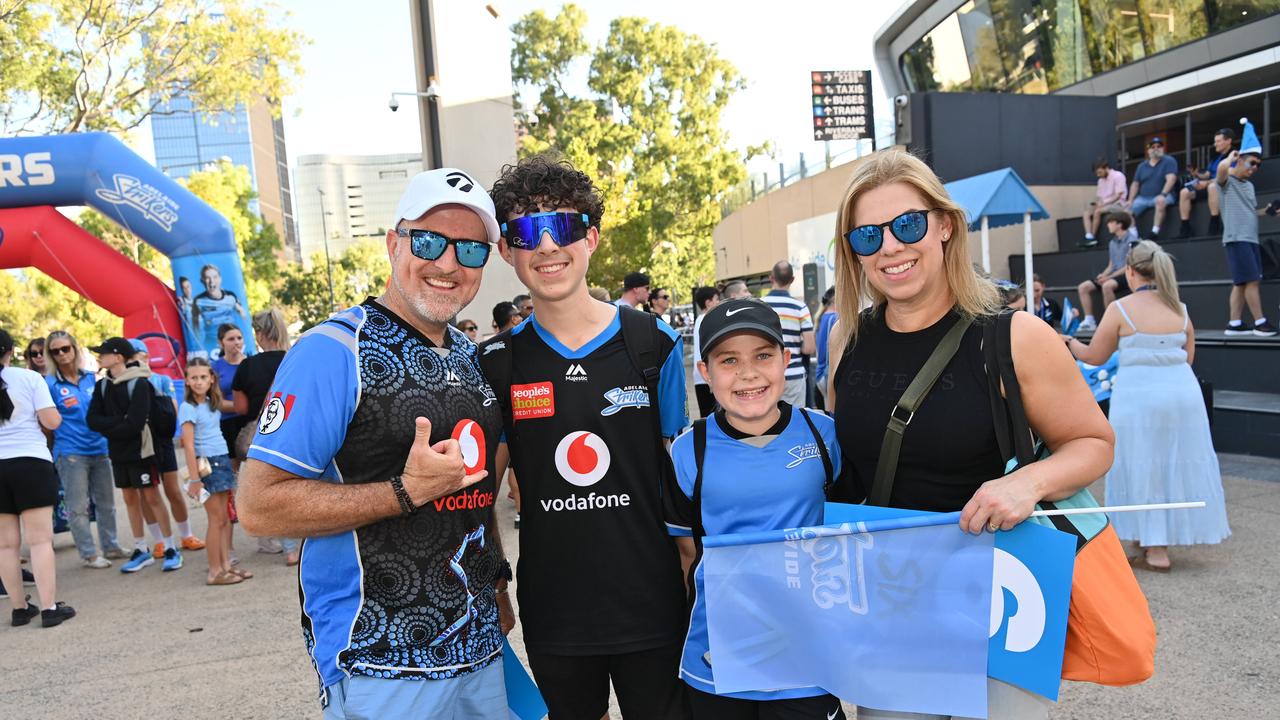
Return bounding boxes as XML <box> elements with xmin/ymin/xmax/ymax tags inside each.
<box><xmin>247</xmin><ymin>299</ymin><xmax>504</xmax><ymax>696</ymax></box>
<box><xmin>500</xmin><ymin>309</ymin><xmax>688</xmax><ymax>655</ymax></box>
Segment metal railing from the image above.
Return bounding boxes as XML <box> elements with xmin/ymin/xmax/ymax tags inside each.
<box><xmin>1117</xmin><ymin>84</ymin><xmax>1275</xmax><ymax>179</ymax></box>
<box><xmin>721</xmin><ymin>140</ymin><xmax>874</xmax><ymax>217</ymax></box>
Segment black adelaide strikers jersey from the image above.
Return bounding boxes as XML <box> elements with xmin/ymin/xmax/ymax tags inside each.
<box><xmin>499</xmin><ymin>309</ymin><xmax>689</xmax><ymax>655</ymax></box>
<box><xmin>246</xmin><ymin>299</ymin><xmax>504</xmax><ymax>697</ymax></box>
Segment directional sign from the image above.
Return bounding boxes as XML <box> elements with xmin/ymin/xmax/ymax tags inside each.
<box><xmin>811</xmin><ymin>70</ymin><xmax>874</xmax><ymax>143</ymax></box>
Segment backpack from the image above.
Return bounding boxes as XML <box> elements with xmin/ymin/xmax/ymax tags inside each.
<box><xmin>479</xmin><ymin>306</ymin><xmax>668</xmax><ymax>445</ymax></box>
<box><xmin>99</xmin><ymin>376</ymin><xmax>178</xmax><ymax>444</ymax></box>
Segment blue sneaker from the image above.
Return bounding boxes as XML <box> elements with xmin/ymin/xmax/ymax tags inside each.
<box><xmin>162</xmin><ymin>547</ymin><xmax>183</xmax><ymax>572</ymax></box>
<box><xmin>120</xmin><ymin>548</ymin><xmax>155</xmax><ymax>573</ymax></box>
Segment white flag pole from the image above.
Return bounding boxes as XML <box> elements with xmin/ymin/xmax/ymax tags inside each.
<box><xmin>981</xmin><ymin>215</ymin><xmax>991</xmax><ymax>273</ymax></box>
<box><xmin>1030</xmin><ymin>501</ymin><xmax>1205</xmax><ymax>518</ymax></box>
<box><xmin>1022</xmin><ymin>210</ymin><xmax>1033</xmax><ymax>313</ymax></box>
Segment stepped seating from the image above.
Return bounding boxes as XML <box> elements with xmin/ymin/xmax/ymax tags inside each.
<box><xmin>1017</xmin><ymin>161</ymin><xmax>1280</xmax><ymax>457</ymax></box>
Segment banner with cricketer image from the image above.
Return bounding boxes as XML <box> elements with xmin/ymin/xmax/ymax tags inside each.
<box><xmin>171</xmin><ymin>252</ymin><xmax>256</xmax><ymax>360</ymax></box>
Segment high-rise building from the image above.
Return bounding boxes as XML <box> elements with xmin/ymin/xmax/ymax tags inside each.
<box><xmin>293</xmin><ymin>153</ymin><xmax>423</xmax><ymax>267</ymax></box>
<box><xmin>150</xmin><ymin>96</ymin><xmax>300</xmax><ymax>261</ymax></box>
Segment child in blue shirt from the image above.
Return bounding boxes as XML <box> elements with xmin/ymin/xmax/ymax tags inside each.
<box><xmin>664</xmin><ymin>298</ymin><xmax>848</xmax><ymax>719</ymax></box>
<box><xmin>179</xmin><ymin>358</ymin><xmax>245</xmax><ymax>586</ymax></box>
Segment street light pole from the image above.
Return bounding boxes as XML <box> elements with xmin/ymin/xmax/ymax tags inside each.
<box><xmin>316</xmin><ymin>187</ymin><xmax>337</xmax><ymax>311</ymax></box>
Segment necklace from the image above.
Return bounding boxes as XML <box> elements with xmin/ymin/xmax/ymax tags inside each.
<box><xmin>1134</xmin><ymin>284</ymin><xmax>1157</xmax><ymax>292</ymax></box>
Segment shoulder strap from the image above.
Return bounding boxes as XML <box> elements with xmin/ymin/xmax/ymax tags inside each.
<box><xmin>691</xmin><ymin>419</ymin><xmax>708</xmax><ymax>539</ymax></box>
<box><xmin>619</xmin><ymin>306</ymin><xmax>663</xmax><ymax>439</ymax></box>
<box><xmin>993</xmin><ymin>310</ymin><xmax>1037</xmax><ymax>465</ymax></box>
<box><xmin>797</xmin><ymin>408</ymin><xmax>834</xmax><ymax>488</ymax></box>
<box><xmin>477</xmin><ymin>330</ymin><xmax>516</xmax><ymax>430</ymax></box>
<box><xmin>869</xmin><ymin>314</ymin><xmax>973</xmax><ymax>506</ymax></box>
<box><xmin>1114</xmin><ymin>300</ymin><xmax>1137</xmax><ymax>331</ymax></box>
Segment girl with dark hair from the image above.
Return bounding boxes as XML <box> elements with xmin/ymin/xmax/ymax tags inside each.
<box><xmin>22</xmin><ymin>338</ymin><xmax>47</xmax><ymax>375</ymax></box>
<box><xmin>0</xmin><ymin>328</ymin><xmax>75</xmax><ymax>626</ymax></box>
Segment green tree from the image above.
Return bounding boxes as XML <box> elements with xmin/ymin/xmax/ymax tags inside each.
<box><xmin>0</xmin><ymin>0</ymin><xmax>305</xmax><ymax>135</ymax></box>
<box><xmin>0</xmin><ymin>268</ymin><xmax>118</xmax><ymax>350</ymax></box>
<box><xmin>511</xmin><ymin>4</ymin><xmax>754</xmax><ymax>293</ymax></box>
<box><xmin>276</xmin><ymin>240</ymin><xmax>391</xmax><ymax>330</ymax></box>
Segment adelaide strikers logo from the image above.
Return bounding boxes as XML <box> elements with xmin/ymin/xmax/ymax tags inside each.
<box><xmin>451</xmin><ymin>419</ymin><xmax>487</xmax><ymax>474</ymax></box>
<box><xmin>554</xmin><ymin>431</ymin><xmax>611</xmax><ymax>487</ymax></box>
<box><xmin>257</xmin><ymin>392</ymin><xmax>295</xmax><ymax>435</ymax></box>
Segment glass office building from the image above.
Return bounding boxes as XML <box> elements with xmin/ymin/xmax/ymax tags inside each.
<box><xmin>898</xmin><ymin>1</ymin><xmax>1280</xmax><ymax>94</ymax></box>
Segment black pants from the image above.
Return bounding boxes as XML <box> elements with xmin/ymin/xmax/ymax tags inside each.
<box><xmin>527</xmin><ymin>643</ymin><xmax>690</xmax><ymax>720</ymax></box>
<box><xmin>688</xmin><ymin>686</ymin><xmax>846</xmax><ymax>720</ymax></box>
<box><xmin>694</xmin><ymin>384</ymin><xmax>716</xmax><ymax>419</ymax></box>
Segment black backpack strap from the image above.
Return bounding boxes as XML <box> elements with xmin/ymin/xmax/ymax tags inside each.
<box><xmin>982</xmin><ymin>316</ymin><xmax>1015</xmax><ymax>464</ymax></box>
<box><xmin>618</xmin><ymin>306</ymin><xmax>664</xmax><ymax>439</ymax></box>
<box><xmin>797</xmin><ymin>408</ymin><xmax>834</xmax><ymax>488</ymax></box>
<box><xmin>690</xmin><ymin>418</ymin><xmax>708</xmax><ymax>539</ymax></box>
<box><xmin>993</xmin><ymin>310</ymin><xmax>1036</xmax><ymax>466</ymax></box>
<box><xmin>869</xmin><ymin>314</ymin><xmax>973</xmax><ymax>507</ymax></box>
<box><xmin>477</xmin><ymin>330</ymin><xmax>516</xmax><ymax>431</ymax></box>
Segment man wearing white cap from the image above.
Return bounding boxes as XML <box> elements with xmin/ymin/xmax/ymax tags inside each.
<box><xmin>237</xmin><ymin>168</ymin><xmax>514</xmax><ymax>717</ymax></box>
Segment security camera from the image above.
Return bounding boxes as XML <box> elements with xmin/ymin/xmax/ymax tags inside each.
<box><xmin>894</xmin><ymin>94</ymin><xmax>909</xmax><ymax>108</ymax></box>
<box><xmin>388</xmin><ymin>95</ymin><xmax>400</xmax><ymax>112</ymax></box>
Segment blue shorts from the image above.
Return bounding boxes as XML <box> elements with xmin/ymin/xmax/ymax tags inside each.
<box><xmin>1130</xmin><ymin>193</ymin><xmax>1175</xmax><ymax>217</ymax></box>
<box><xmin>1224</xmin><ymin>241</ymin><xmax>1263</xmax><ymax>285</ymax></box>
<box><xmin>202</xmin><ymin>454</ymin><xmax>237</xmax><ymax>494</ymax></box>
<box><xmin>321</xmin><ymin>657</ymin><xmax>506</xmax><ymax>720</ymax></box>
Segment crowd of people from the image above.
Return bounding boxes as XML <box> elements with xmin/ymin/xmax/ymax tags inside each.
<box><xmin>0</xmin><ymin>140</ymin><xmax>1250</xmax><ymax>719</ymax></box>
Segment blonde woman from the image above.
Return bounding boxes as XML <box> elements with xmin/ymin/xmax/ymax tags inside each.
<box><xmin>1067</xmin><ymin>241</ymin><xmax>1230</xmax><ymax>571</ymax></box>
<box><xmin>231</xmin><ymin>308</ymin><xmax>300</xmax><ymax>564</ymax></box>
<box><xmin>826</xmin><ymin>149</ymin><xmax>1114</xmax><ymax>719</ymax></box>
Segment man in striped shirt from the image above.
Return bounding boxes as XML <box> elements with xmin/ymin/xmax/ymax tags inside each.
<box><xmin>761</xmin><ymin>261</ymin><xmax>815</xmax><ymax>408</ymax></box>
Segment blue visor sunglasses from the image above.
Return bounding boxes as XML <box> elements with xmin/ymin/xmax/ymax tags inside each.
<box><xmin>500</xmin><ymin>211</ymin><xmax>592</xmax><ymax>250</ymax></box>
<box><xmin>395</xmin><ymin>228</ymin><xmax>492</xmax><ymax>268</ymax></box>
<box><xmin>845</xmin><ymin>209</ymin><xmax>931</xmax><ymax>256</ymax></box>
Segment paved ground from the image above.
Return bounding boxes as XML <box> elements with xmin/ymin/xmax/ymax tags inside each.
<box><xmin>3</xmin><ymin>452</ymin><xmax>1275</xmax><ymax>719</ymax></box>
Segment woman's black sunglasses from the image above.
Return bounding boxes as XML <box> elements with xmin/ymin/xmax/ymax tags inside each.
<box><xmin>396</xmin><ymin>228</ymin><xmax>492</xmax><ymax>268</ymax></box>
<box><xmin>845</xmin><ymin>209</ymin><xmax>931</xmax><ymax>256</ymax></box>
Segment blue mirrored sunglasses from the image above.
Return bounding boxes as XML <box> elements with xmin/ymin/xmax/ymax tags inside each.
<box><xmin>500</xmin><ymin>211</ymin><xmax>591</xmax><ymax>250</ymax></box>
<box><xmin>395</xmin><ymin>228</ymin><xmax>492</xmax><ymax>268</ymax></box>
<box><xmin>845</xmin><ymin>209</ymin><xmax>931</xmax><ymax>256</ymax></box>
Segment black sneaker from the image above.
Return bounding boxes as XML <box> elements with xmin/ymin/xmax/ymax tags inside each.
<box><xmin>1254</xmin><ymin>322</ymin><xmax>1279</xmax><ymax>337</ymax></box>
<box><xmin>1177</xmin><ymin>223</ymin><xmax>1192</xmax><ymax>239</ymax></box>
<box><xmin>1077</xmin><ymin>237</ymin><xmax>1098</xmax><ymax>248</ymax></box>
<box><xmin>11</xmin><ymin>597</ymin><xmax>39</xmax><ymax>626</ymax></box>
<box><xmin>1224</xmin><ymin>324</ymin><xmax>1253</xmax><ymax>337</ymax></box>
<box><xmin>40</xmin><ymin>602</ymin><xmax>76</xmax><ymax>627</ymax></box>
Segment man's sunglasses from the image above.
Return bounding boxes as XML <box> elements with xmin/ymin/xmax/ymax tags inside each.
<box><xmin>395</xmin><ymin>228</ymin><xmax>491</xmax><ymax>268</ymax></box>
<box><xmin>500</xmin><ymin>212</ymin><xmax>591</xmax><ymax>250</ymax></box>
<box><xmin>846</xmin><ymin>209</ymin><xmax>931</xmax><ymax>256</ymax></box>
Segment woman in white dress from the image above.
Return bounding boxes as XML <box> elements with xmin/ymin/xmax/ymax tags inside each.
<box><xmin>1066</xmin><ymin>240</ymin><xmax>1231</xmax><ymax>571</ymax></box>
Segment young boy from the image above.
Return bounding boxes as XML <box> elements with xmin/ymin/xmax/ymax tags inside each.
<box><xmin>1217</xmin><ymin>119</ymin><xmax>1279</xmax><ymax>336</ymax></box>
<box><xmin>1075</xmin><ymin>212</ymin><xmax>1133</xmax><ymax>331</ymax></box>
<box><xmin>482</xmin><ymin>156</ymin><xmax>689</xmax><ymax>719</ymax></box>
<box><xmin>664</xmin><ymin>298</ymin><xmax>846</xmax><ymax>719</ymax></box>
<box><xmin>86</xmin><ymin>337</ymin><xmax>182</xmax><ymax>573</ymax></box>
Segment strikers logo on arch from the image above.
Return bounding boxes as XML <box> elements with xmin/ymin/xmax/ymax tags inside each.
<box><xmin>554</xmin><ymin>431</ymin><xmax>611</xmax><ymax>487</ymax></box>
<box><xmin>452</xmin><ymin>419</ymin><xmax>487</xmax><ymax>474</ymax></box>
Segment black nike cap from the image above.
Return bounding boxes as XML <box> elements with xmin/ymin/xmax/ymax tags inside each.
<box><xmin>699</xmin><ymin>298</ymin><xmax>785</xmax><ymax>358</ymax></box>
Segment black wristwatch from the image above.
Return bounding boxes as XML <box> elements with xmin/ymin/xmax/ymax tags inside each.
<box><xmin>390</xmin><ymin>475</ymin><xmax>417</xmax><ymax>515</ymax></box>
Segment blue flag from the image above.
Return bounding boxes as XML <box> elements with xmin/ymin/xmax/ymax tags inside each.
<box><xmin>1060</xmin><ymin>297</ymin><xmax>1081</xmax><ymax>336</ymax></box>
<box><xmin>503</xmin><ymin>638</ymin><xmax>548</xmax><ymax>720</ymax></box>
<box><xmin>823</xmin><ymin>504</ymin><xmax>1076</xmax><ymax>701</ymax></box>
<box><xmin>1078</xmin><ymin>352</ymin><xmax>1119</xmax><ymax>402</ymax></box>
<box><xmin>702</xmin><ymin>513</ymin><xmax>994</xmax><ymax>717</ymax></box>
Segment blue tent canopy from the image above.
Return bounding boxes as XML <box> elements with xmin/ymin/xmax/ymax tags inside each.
<box><xmin>944</xmin><ymin>167</ymin><xmax>1049</xmax><ymax>230</ymax></box>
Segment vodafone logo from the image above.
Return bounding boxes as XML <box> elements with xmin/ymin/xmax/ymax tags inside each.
<box><xmin>554</xmin><ymin>431</ymin><xmax>611</xmax><ymax>487</ymax></box>
<box><xmin>452</xmin><ymin>419</ymin><xmax>487</xmax><ymax>474</ymax></box>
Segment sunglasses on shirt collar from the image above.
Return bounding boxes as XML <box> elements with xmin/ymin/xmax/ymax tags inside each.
<box><xmin>500</xmin><ymin>211</ymin><xmax>592</xmax><ymax>250</ymax></box>
<box><xmin>395</xmin><ymin>228</ymin><xmax>492</xmax><ymax>268</ymax></box>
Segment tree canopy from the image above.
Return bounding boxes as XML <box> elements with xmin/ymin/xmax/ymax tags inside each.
<box><xmin>0</xmin><ymin>0</ymin><xmax>305</xmax><ymax>135</ymax></box>
<box><xmin>510</xmin><ymin>4</ymin><xmax>754</xmax><ymax>296</ymax></box>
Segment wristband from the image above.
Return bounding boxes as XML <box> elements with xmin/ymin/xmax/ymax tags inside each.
<box><xmin>390</xmin><ymin>475</ymin><xmax>417</xmax><ymax>515</ymax></box>
<box><xmin>496</xmin><ymin>559</ymin><xmax>514</xmax><ymax>584</ymax></box>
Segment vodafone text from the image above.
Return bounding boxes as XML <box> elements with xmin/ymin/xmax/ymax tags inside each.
<box><xmin>540</xmin><ymin>492</ymin><xmax>632</xmax><ymax>512</ymax></box>
<box><xmin>433</xmin><ymin>489</ymin><xmax>495</xmax><ymax>513</ymax></box>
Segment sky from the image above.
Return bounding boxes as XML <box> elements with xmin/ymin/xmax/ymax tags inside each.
<box><xmin>277</xmin><ymin>0</ymin><xmax>902</xmax><ymax>176</ymax></box>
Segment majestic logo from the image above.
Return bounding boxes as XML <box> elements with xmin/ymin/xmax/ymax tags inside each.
<box><xmin>564</xmin><ymin>363</ymin><xmax>588</xmax><ymax>382</ymax></box>
<box><xmin>257</xmin><ymin>392</ymin><xmax>296</xmax><ymax>435</ymax></box>
<box><xmin>600</xmin><ymin>386</ymin><xmax>650</xmax><ymax>416</ymax></box>
<box><xmin>482</xmin><ymin>341</ymin><xmax>506</xmax><ymax>355</ymax></box>
<box><xmin>989</xmin><ymin>548</ymin><xmax>1046</xmax><ymax>652</ymax></box>
<box><xmin>446</xmin><ymin>369</ymin><xmax>462</xmax><ymax>387</ymax></box>
<box><xmin>444</xmin><ymin>171</ymin><xmax>475</xmax><ymax>193</ymax></box>
<box><xmin>785</xmin><ymin>442</ymin><xmax>822</xmax><ymax>469</ymax></box>
<box><xmin>452</xmin><ymin>419</ymin><xmax>487</xmax><ymax>474</ymax></box>
<box><xmin>0</xmin><ymin>152</ymin><xmax>55</xmax><ymax>187</ymax></box>
<box><xmin>511</xmin><ymin>382</ymin><xmax>555</xmax><ymax>421</ymax></box>
<box><xmin>554</xmin><ymin>431</ymin><xmax>611</xmax><ymax>487</ymax></box>
<box><xmin>94</xmin><ymin>173</ymin><xmax>180</xmax><ymax>231</ymax></box>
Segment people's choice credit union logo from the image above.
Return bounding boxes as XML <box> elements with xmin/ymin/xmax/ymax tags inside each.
<box><xmin>554</xmin><ymin>431</ymin><xmax>611</xmax><ymax>487</ymax></box>
<box><xmin>452</xmin><ymin>419</ymin><xmax>487</xmax><ymax>474</ymax></box>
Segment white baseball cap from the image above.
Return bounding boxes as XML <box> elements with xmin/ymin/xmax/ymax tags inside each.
<box><xmin>394</xmin><ymin>168</ymin><xmax>501</xmax><ymax>245</ymax></box>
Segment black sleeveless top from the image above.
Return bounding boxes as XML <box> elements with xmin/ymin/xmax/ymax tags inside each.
<box><xmin>833</xmin><ymin>307</ymin><xmax>1004</xmax><ymax>512</ymax></box>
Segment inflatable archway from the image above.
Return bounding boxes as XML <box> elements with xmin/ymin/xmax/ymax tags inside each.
<box><xmin>0</xmin><ymin>132</ymin><xmax>255</xmax><ymax>377</ymax></box>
